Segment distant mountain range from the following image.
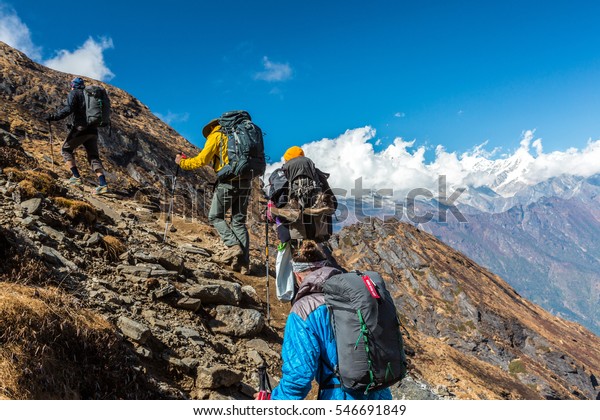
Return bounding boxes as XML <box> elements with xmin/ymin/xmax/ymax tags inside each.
<box><xmin>337</xmin><ymin>173</ymin><xmax>600</xmax><ymax>336</ymax></box>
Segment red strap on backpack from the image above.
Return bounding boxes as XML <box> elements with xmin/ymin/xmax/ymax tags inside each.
<box><xmin>361</xmin><ymin>274</ymin><xmax>381</xmax><ymax>299</ymax></box>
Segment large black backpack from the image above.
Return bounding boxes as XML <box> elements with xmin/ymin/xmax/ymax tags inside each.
<box><xmin>323</xmin><ymin>270</ymin><xmax>407</xmax><ymax>394</ymax></box>
<box><xmin>216</xmin><ymin>110</ymin><xmax>266</xmax><ymax>181</ymax></box>
<box><xmin>83</xmin><ymin>85</ymin><xmax>111</xmax><ymax>128</ymax></box>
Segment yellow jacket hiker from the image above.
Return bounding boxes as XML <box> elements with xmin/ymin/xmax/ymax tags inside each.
<box><xmin>175</xmin><ymin>117</ymin><xmax>251</xmax><ymax>274</ymax></box>
<box><xmin>178</xmin><ymin>122</ymin><xmax>229</xmax><ymax>173</ymax></box>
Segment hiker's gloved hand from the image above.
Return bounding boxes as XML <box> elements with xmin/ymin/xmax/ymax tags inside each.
<box><xmin>266</xmin><ymin>201</ymin><xmax>275</xmax><ymax>222</ymax></box>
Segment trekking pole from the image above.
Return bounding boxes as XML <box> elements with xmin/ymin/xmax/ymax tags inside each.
<box><xmin>163</xmin><ymin>153</ymin><xmax>186</xmax><ymax>243</ymax></box>
<box><xmin>265</xmin><ymin>206</ymin><xmax>271</xmax><ymax>323</ymax></box>
<box><xmin>256</xmin><ymin>365</ymin><xmax>272</xmax><ymax>400</ymax></box>
<box><xmin>47</xmin><ymin>121</ymin><xmax>54</xmax><ymax>167</ymax></box>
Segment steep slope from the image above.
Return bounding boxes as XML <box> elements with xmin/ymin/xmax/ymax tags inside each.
<box><xmin>0</xmin><ymin>41</ymin><xmax>212</xmax><ymax>212</ymax></box>
<box><xmin>330</xmin><ymin>220</ymin><xmax>600</xmax><ymax>399</ymax></box>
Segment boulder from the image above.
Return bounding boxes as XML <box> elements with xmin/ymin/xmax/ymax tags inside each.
<box><xmin>20</xmin><ymin>198</ymin><xmax>42</xmax><ymax>215</ymax></box>
<box><xmin>157</xmin><ymin>250</ymin><xmax>185</xmax><ymax>273</ymax></box>
<box><xmin>196</xmin><ymin>365</ymin><xmax>243</xmax><ymax>389</ymax></box>
<box><xmin>208</xmin><ymin>306</ymin><xmax>264</xmax><ymax>337</ymax></box>
<box><xmin>117</xmin><ymin>316</ymin><xmax>151</xmax><ymax>344</ymax></box>
<box><xmin>186</xmin><ymin>279</ymin><xmax>241</xmax><ymax>306</ymax></box>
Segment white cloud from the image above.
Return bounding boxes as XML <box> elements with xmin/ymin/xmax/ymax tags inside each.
<box><xmin>0</xmin><ymin>5</ymin><xmax>114</xmax><ymax>81</ymax></box>
<box><xmin>266</xmin><ymin>127</ymin><xmax>600</xmax><ymax>200</ymax></box>
<box><xmin>394</xmin><ymin>112</ymin><xmax>406</xmax><ymax>118</ymax></box>
<box><xmin>0</xmin><ymin>4</ymin><xmax>41</xmax><ymax>60</ymax></box>
<box><xmin>254</xmin><ymin>56</ymin><xmax>292</xmax><ymax>82</ymax></box>
<box><xmin>44</xmin><ymin>37</ymin><xmax>114</xmax><ymax>81</ymax></box>
<box><xmin>155</xmin><ymin>111</ymin><xmax>190</xmax><ymax>125</ymax></box>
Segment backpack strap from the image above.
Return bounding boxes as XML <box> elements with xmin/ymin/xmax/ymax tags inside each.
<box><xmin>317</xmin><ymin>358</ymin><xmax>342</xmax><ymax>391</ymax></box>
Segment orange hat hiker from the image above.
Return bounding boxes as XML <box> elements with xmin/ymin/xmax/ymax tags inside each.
<box><xmin>283</xmin><ymin>146</ymin><xmax>304</xmax><ymax>162</ymax></box>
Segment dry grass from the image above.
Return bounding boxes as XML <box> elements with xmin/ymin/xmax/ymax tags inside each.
<box><xmin>0</xmin><ymin>283</ymin><xmax>157</xmax><ymax>399</ymax></box>
<box><xmin>4</xmin><ymin>168</ymin><xmax>57</xmax><ymax>198</ymax></box>
<box><xmin>52</xmin><ymin>197</ymin><xmax>97</xmax><ymax>224</ymax></box>
<box><xmin>0</xmin><ymin>228</ymin><xmax>53</xmax><ymax>285</ymax></box>
<box><xmin>16</xmin><ymin>179</ymin><xmax>38</xmax><ymax>199</ymax></box>
<box><xmin>0</xmin><ymin>147</ymin><xmax>34</xmax><ymax>169</ymax></box>
<box><xmin>102</xmin><ymin>235</ymin><xmax>126</xmax><ymax>261</ymax></box>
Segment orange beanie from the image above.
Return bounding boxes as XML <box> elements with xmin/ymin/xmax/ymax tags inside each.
<box><xmin>283</xmin><ymin>146</ymin><xmax>304</xmax><ymax>162</ymax></box>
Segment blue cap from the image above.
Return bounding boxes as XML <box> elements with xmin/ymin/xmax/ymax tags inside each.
<box><xmin>70</xmin><ymin>77</ymin><xmax>84</xmax><ymax>89</ymax></box>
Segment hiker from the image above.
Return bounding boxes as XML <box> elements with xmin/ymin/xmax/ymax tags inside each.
<box><xmin>269</xmin><ymin>240</ymin><xmax>393</xmax><ymax>400</ymax></box>
<box><xmin>278</xmin><ymin>146</ymin><xmax>337</xmax><ymax>243</ymax></box>
<box><xmin>176</xmin><ymin>114</ymin><xmax>261</xmax><ymax>274</ymax></box>
<box><xmin>46</xmin><ymin>77</ymin><xmax>108</xmax><ymax>195</ymax></box>
<box><xmin>267</xmin><ymin>146</ymin><xmax>339</xmax><ymax>301</ymax></box>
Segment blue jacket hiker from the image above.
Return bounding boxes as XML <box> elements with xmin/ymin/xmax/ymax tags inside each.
<box><xmin>271</xmin><ymin>261</ymin><xmax>392</xmax><ymax>400</ymax></box>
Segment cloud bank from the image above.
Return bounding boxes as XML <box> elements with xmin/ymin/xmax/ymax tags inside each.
<box><xmin>44</xmin><ymin>37</ymin><xmax>114</xmax><ymax>81</ymax></box>
<box><xmin>267</xmin><ymin>127</ymin><xmax>600</xmax><ymax>199</ymax></box>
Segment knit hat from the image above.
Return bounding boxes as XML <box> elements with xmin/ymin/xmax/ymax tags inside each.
<box><xmin>283</xmin><ymin>146</ymin><xmax>304</xmax><ymax>162</ymax></box>
<box><xmin>202</xmin><ymin>118</ymin><xmax>219</xmax><ymax>138</ymax></box>
<box><xmin>70</xmin><ymin>77</ymin><xmax>85</xmax><ymax>89</ymax></box>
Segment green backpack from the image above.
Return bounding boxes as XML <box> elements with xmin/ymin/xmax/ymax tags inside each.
<box><xmin>216</xmin><ymin>110</ymin><xmax>266</xmax><ymax>181</ymax></box>
<box><xmin>84</xmin><ymin>85</ymin><xmax>111</xmax><ymax>128</ymax></box>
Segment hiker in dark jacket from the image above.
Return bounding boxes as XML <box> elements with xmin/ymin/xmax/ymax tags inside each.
<box><xmin>46</xmin><ymin>77</ymin><xmax>108</xmax><ymax>195</ymax></box>
<box><xmin>267</xmin><ymin>146</ymin><xmax>340</xmax><ymax>302</ymax></box>
<box><xmin>269</xmin><ymin>240</ymin><xmax>392</xmax><ymax>400</ymax></box>
<box><xmin>274</xmin><ymin>146</ymin><xmax>337</xmax><ymax>243</ymax></box>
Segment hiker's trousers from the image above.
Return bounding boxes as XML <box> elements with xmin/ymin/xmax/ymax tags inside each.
<box><xmin>61</xmin><ymin>126</ymin><xmax>104</xmax><ymax>172</ymax></box>
<box><xmin>208</xmin><ymin>179</ymin><xmax>251</xmax><ymax>264</ymax></box>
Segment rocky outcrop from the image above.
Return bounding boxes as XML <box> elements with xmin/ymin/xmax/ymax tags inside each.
<box><xmin>0</xmin><ymin>41</ymin><xmax>213</xmax><ymax>221</ymax></box>
<box><xmin>0</xmin><ymin>141</ymin><xmax>280</xmax><ymax>399</ymax></box>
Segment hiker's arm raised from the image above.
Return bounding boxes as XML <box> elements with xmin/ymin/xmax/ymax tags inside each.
<box><xmin>179</xmin><ymin>131</ymin><xmax>222</xmax><ymax>171</ymax></box>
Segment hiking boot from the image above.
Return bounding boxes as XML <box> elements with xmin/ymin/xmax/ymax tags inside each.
<box><xmin>94</xmin><ymin>185</ymin><xmax>108</xmax><ymax>195</ymax></box>
<box><xmin>218</xmin><ymin>244</ymin><xmax>243</xmax><ymax>264</ymax></box>
<box><xmin>69</xmin><ymin>176</ymin><xmax>82</xmax><ymax>186</ymax></box>
<box><xmin>231</xmin><ymin>256</ymin><xmax>242</xmax><ymax>273</ymax></box>
<box><xmin>240</xmin><ymin>264</ymin><xmax>252</xmax><ymax>275</ymax></box>
<box><xmin>231</xmin><ymin>256</ymin><xmax>251</xmax><ymax>275</ymax></box>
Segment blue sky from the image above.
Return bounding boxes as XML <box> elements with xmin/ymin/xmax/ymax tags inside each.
<box><xmin>3</xmin><ymin>0</ymin><xmax>600</xmax><ymax>166</ymax></box>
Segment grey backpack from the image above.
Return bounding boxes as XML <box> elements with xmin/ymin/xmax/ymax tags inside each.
<box><xmin>83</xmin><ymin>85</ymin><xmax>111</xmax><ymax>128</ymax></box>
<box><xmin>323</xmin><ymin>270</ymin><xmax>407</xmax><ymax>394</ymax></box>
